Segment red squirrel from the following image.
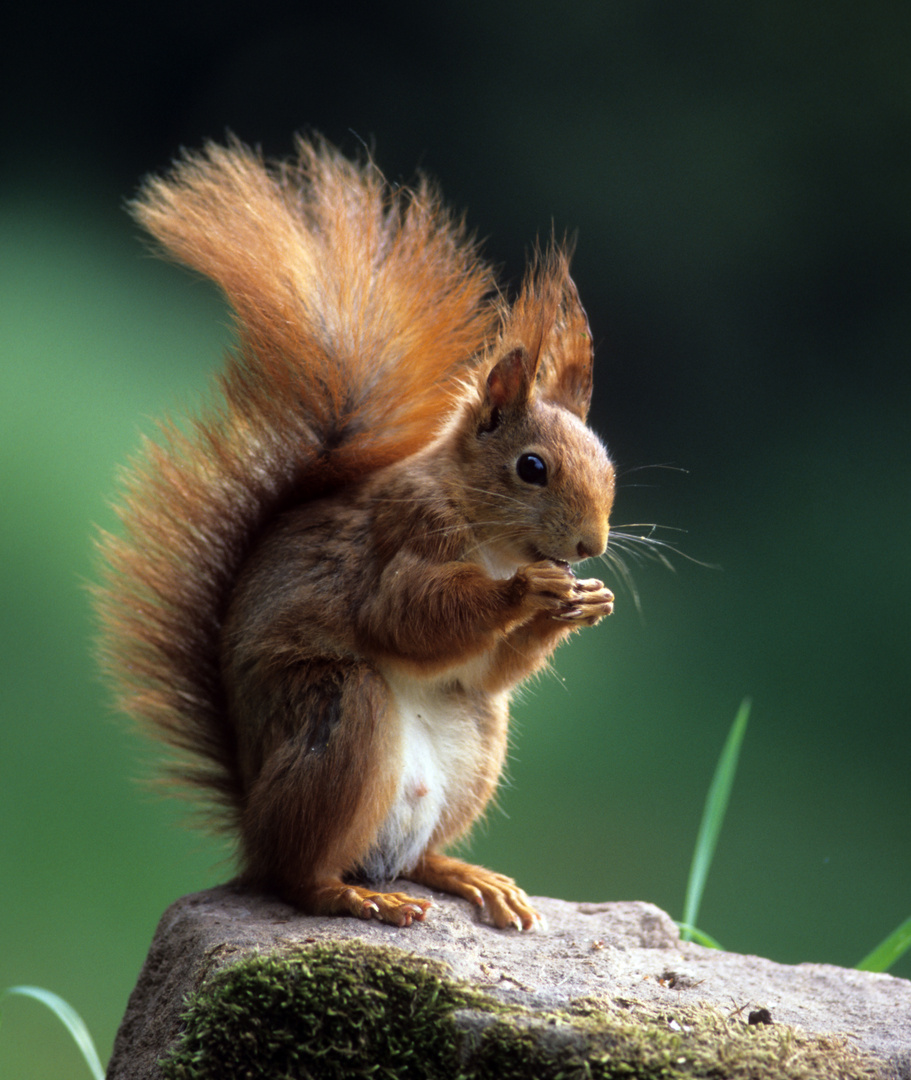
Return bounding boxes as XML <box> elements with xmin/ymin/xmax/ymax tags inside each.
<box><xmin>96</xmin><ymin>136</ymin><xmax>616</xmax><ymax>930</ymax></box>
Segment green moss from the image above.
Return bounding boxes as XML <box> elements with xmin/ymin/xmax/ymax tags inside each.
<box><xmin>161</xmin><ymin>942</ymin><xmax>485</xmax><ymax>1080</ymax></box>
<box><xmin>470</xmin><ymin>998</ymin><xmax>887</xmax><ymax>1080</ymax></box>
<box><xmin>161</xmin><ymin>942</ymin><xmax>887</xmax><ymax>1080</ymax></box>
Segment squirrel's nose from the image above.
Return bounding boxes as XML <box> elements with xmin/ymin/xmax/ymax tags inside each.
<box><xmin>576</xmin><ymin>525</ymin><xmax>608</xmax><ymax>561</ymax></box>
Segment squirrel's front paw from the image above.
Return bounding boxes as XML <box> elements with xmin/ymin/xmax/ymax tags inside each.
<box><xmin>519</xmin><ymin>560</ymin><xmax>578</xmax><ymax>613</ymax></box>
<box><xmin>519</xmin><ymin>562</ymin><xmax>614</xmax><ymax>626</ymax></box>
<box><xmin>553</xmin><ymin>577</ymin><xmax>615</xmax><ymax>626</ymax></box>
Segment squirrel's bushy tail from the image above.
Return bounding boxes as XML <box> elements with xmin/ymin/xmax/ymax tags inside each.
<box><xmin>94</xmin><ymin>137</ymin><xmax>496</xmax><ymax>827</ymax></box>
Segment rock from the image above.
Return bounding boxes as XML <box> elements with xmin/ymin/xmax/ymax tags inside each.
<box><xmin>107</xmin><ymin>883</ymin><xmax>911</xmax><ymax>1079</ymax></box>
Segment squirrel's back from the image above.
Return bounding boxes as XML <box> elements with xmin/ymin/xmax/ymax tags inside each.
<box><xmin>95</xmin><ymin>137</ymin><xmax>497</xmax><ymax>827</ymax></box>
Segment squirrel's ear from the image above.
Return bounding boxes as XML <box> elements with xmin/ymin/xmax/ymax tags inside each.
<box><xmin>485</xmin><ymin>346</ymin><xmax>535</xmax><ymax>411</ymax></box>
<box><xmin>540</xmin><ymin>277</ymin><xmax>594</xmax><ymax>420</ymax></box>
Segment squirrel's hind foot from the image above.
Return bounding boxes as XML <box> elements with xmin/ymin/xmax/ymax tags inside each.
<box><xmin>307</xmin><ymin>880</ymin><xmax>432</xmax><ymax>926</ymax></box>
<box><xmin>347</xmin><ymin>886</ymin><xmax>432</xmax><ymax>927</ymax></box>
<box><xmin>407</xmin><ymin>852</ymin><xmax>542</xmax><ymax>931</ymax></box>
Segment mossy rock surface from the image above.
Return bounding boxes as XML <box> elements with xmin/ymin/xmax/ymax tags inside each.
<box><xmin>161</xmin><ymin>941</ymin><xmax>886</xmax><ymax>1079</ymax></box>
<box><xmin>106</xmin><ymin>887</ymin><xmax>911</xmax><ymax>1079</ymax></box>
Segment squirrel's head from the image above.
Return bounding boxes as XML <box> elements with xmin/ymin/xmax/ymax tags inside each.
<box><xmin>450</xmin><ymin>254</ymin><xmax>615</xmax><ymax>569</ymax></box>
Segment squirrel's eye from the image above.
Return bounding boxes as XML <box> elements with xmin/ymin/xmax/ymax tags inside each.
<box><xmin>516</xmin><ymin>453</ymin><xmax>547</xmax><ymax>486</ymax></box>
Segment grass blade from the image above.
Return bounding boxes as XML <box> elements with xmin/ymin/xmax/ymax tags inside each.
<box><xmin>680</xmin><ymin>698</ymin><xmax>751</xmax><ymax>942</ymax></box>
<box><xmin>856</xmin><ymin>915</ymin><xmax>911</xmax><ymax>973</ymax></box>
<box><xmin>674</xmin><ymin>923</ymin><xmax>724</xmax><ymax>950</ymax></box>
<box><xmin>3</xmin><ymin>985</ymin><xmax>104</xmax><ymax>1080</ymax></box>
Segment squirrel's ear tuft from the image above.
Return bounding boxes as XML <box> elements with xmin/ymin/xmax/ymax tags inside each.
<box><xmin>541</xmin><ymin>274</ymin><xmax>594</xmax><ymax>420</ymax></box>
<box><xmin>494</xmin><ymin>245</ymin><xmax>595</xmax><ymax>421</ymax></box>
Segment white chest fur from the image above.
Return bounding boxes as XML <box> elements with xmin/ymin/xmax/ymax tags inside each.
<box><xmin>359</xmin><ymin>672</ymin><xmax>481</xmax><ymax>882</ymax></box>
<box><xmin>476</xmin><ymin>541</ymin><xmax>521</xmax><ymax>582</ymax></box>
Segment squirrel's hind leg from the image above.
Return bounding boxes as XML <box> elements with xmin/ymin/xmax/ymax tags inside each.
<box><xmin>237</xmin><ymin>661</ymin><xmax>430</xmax><ymax>926</ymax></box>
<box><xmin>407</xmin><ymin>851</ymin><xmax>541</xmax><ymax>930</ymax></box>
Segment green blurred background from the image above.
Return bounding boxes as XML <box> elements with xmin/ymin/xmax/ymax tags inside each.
<box><xmin>2</xmin><ymin>2</ymin><xmax>910</xmax><ymax>1074</ymax></box>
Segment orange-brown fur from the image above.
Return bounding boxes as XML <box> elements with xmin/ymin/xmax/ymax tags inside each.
<box><xmin>96</xmin><ymin>136</ymin><xmax>616</xmax><ymax>928</ymax></box>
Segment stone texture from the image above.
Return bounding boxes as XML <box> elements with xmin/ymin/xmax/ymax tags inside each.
<box><xmin>107</xmin><ymin>883</ymin><xmax>911</xmax><ymax>1079</ymax></box>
